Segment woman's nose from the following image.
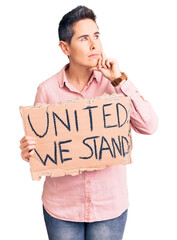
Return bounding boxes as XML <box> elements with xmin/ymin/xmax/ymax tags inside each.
<box><xmin>90</xmin><ymin>40</ymin><xmax>96</xmax><ymax>50</ymax></box>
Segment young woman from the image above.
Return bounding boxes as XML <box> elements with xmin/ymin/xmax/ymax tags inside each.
<box><xmin>20</xmin><ymin>6</ymin><xmax>158</xmax><ymax>240</ymax></box>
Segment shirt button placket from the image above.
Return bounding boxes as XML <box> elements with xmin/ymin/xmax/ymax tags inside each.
<box><xmin>84</xmin><ymin>172</ymin><xmax>92</xmax><ymax>221</ymax></box>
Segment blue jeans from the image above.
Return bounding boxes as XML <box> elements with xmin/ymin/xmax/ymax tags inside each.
<box><xmin>43</xmin><ymin>205</ymin><xmax>128</xmax><ymax>240</ymax></box>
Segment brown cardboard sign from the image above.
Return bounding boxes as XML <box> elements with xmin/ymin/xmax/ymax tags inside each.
<box><xmin>20</xmin><ymin>94</ymin><xmax>132</xmax><ymax>180</ymax></box>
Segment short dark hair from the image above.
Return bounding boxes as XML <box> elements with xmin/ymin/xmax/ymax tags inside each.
<box><xmin>58</xmin><ymin>6</ymin><xmax>96</xmax><ymax>45</ymax></box>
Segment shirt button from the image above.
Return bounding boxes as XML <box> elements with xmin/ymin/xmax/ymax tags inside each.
<box><xmin>86</xmin><ymin>198</ymin><xmax>91</xmax><ymax>203</ymax></box>
<box><xmin>86</xmin><ymin>180</ymin><xmax>91</xmax><ymax>184</ymax></box>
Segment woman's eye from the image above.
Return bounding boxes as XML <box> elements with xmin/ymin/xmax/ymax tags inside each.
<box><xmin>81</xmin><ymin>37</ymin><xmax>87</xmax><ymax>41</ymax></box>
<box><xmin>94</xmin><ymin>35</ymin><xmax>99</xmax><ymax>39</ymax></box>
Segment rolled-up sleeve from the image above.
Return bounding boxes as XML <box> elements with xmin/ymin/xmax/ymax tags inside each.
<box><xmin>116</xmin><ymin>80</ymin><xmax>158</xmax><ymax>135</ymax></box>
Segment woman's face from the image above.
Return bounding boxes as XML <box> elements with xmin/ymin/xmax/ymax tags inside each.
<box><xmin>64</xmin><ymin>19</ymin><xmax>103</xmax><ymax>68</ymax></box>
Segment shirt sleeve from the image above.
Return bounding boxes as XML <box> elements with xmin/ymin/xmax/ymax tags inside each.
<box><xmin>115</xmin><ymin>79</ymin><xmax>158</xmax><ymax>135</ymax></box>
<box><xmin>34</xmin><ymin>84</ymin><xmax>48</xmax><ymax>105</ymax></box>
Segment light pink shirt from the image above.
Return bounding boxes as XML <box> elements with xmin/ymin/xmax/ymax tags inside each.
<box><xmin>34</xmin><ymin>64</ymin><xmax>158</xmax><ymax>222</ymax></box>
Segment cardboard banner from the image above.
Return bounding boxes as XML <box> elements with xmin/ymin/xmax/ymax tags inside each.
<box><xmin>20</xmin><ymin>94</ymin><xmax>132</xmax><ymax>180</ymax></box>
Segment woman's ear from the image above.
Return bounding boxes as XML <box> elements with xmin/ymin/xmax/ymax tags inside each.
<box><xmin>59</xmin><ymin>41</ymin><xmax>70</xmax><ymax>57</ymax></box>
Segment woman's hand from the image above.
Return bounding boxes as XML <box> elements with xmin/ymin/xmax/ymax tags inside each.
<box><xmin>89</xmin><ymin>53</ymin><xmax>121</xmax><ymax>81</ymax></box>
<box><xmin>19</xmin><ymin>136</ymin><xmax>36</xmax><ymax>162</ymax></box>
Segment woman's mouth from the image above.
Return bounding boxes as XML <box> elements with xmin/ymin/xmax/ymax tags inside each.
<box><xmin>88</xmin><ymin>54</ymin><xmax>99</xmax><ymax>57</ymax></box>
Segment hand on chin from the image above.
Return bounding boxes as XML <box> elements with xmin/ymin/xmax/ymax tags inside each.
<box><xmin>89</xmin><ymin>53</ymin><xmax>121</xmax><ymax>81</ymax></box>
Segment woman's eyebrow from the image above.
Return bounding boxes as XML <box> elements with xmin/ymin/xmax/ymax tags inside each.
<box><xmin>77</xmin><ymin>32</ymin><xmax>100</xmax><ymax>39</ymax></box>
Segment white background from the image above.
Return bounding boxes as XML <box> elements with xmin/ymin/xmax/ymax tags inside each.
<box><xmin>0</xmin><ymin>0</ymin><xmax>177</xmax><ymax>239</ymax></box>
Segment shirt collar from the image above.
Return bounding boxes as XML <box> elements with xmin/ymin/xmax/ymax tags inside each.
<box><xmin>58</xmin><ymin>64</ymin><xmax>102</xmax><ymax>88</ymax></box>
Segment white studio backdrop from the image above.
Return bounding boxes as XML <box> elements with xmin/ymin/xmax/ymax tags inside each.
<box><xmin>0</xmin><ymin>0</ymin><xmax>176</xmax><ymax>239</ymax></box>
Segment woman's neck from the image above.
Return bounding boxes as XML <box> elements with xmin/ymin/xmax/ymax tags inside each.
<box><xmin>65</xmin><ymin>62</ymin><xmax>93</xmax><ymax>90</ymax></box>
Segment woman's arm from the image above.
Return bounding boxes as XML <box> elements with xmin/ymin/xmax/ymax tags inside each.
<box><xmin>118</xmin><ymin>80</ymin><xmax>158</xmax><ymax>134</ymax></box>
